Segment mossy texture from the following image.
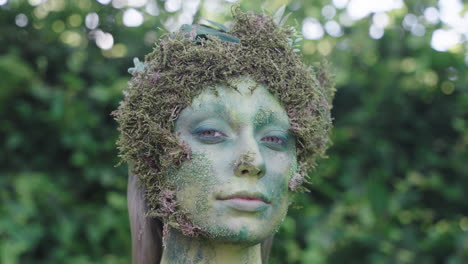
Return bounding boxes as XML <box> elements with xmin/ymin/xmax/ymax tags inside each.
<box><xmin>113</xmin><ymin>8</ymin><xmax>335</xmax><ymax>233</ymax></box>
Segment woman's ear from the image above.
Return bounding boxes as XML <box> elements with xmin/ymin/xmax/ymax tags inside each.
<box><xmin>128</xmin><ymin>169</ymin><xmax>163</xmax><ymax>264</ymax></box>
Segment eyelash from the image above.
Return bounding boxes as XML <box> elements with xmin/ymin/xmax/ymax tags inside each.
<box><xmin>197</xmin><ymin>129</ymin><xmax>226</xmax><ymax>138</ymax></box>
<box><xmin>261</xmin><ymin>136</ymin><xmax>285</xmax><ymax>145</ymax></box>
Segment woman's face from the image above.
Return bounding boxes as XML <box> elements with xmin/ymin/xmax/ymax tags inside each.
<box><xmin>171</xmin><ymin>77</ymin><xmax>297</xmax><ymax>244</ymax></box>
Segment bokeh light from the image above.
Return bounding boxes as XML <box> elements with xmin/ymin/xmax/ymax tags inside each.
<box><xmin>411</xmin><ymin>24</ymin><xmax>425</xmax><ymax>37</ymax></box>
<box><xmin>424</xmin><ymin>7</ymin><xmax>440</xmax><ymax>24</ymax></box>
<box><xmin>102</xmin><ymin>43</ymin><xmax>128</xmax><ymax>58</ymax></box>
<box><xmin>33</xmin><ymin>5</ymin><xmax>48</xmax><ymax>19</ymax></box>
<box><xmin>68</xmin><ymin>14</ymin><xmax>82</xmax><ymax>27</ymax></box>
<box><xmin>165</xmin><ymin>0</ymin><xmax>182</xmax><ymax>12</ymax></box>
<box><xmin>128</xmin><ymin>0</ymin><xmax>147</xmax><ymax>8</ymax></box>
<box><xmin>52</xmin><ymin>20</ymin><xmax>65</xmax><ymax>33</ymax></box>
<box><xmin>164</xmin><ymin>0</ymin><xmax>199</xmax><ymax>32</ymax></box>
<box><xmin>431</xmin><ymin>29</ymin><xmax>462</xmax><ymax>52</ymax></box>
<box><xmin>96</xmin><ymin>0</ymin><xmax>111</xmax><ymax>4</ymax></box>
<box><xmin>332</xmin><ymin>0</ymin><xmax>349</xmax><ymax>9</ymax></box>
<box><xmin>439</xmin><ymin>0</ymin><xmax>464</xmax><ymax>27</ymax></box>
<box><xmin>338</xmin><ymin>12</ymin><xmax>353</xmax><ymax>27</ymax></box>
<box><xmin>322</xmin><ymin>5</ymin><xmax>336</xmax><ymax>20</ymax></box>
<box><xmin>369</xmin><ymin>24</ymin><xmax>384</xmax><ymax>39</ymax></box>
<box><xmin>93</xmin><ymin>29</ymin><xmax>114</xmax><ymax>50</ymax></box>
<box><xmin>145</xmin><ymin>0</ymin><xmax>159</xmax><ymax>16</ymax></box>
<box><xmin>317</xmin><ymin>39</ymin><xmax>332</xmax><ymax>55</ymax></box>
<box><xmin>373</xmin><ymin>13</ymin><xmax>389</xmax><ymax>28</ymax></box>
<box><xmin>60</xmin><ymin>30</ymin><xmax>82</xmax><ymax>47</ymax></box>
<box><xmin>28</xmin><ymin>0</ymin><xmax>44</xmax><ymax>6</ymax></box>
<box><xmin>325</xmin><ymin>20</ymin><xmax>343</xmax><ymax>37</ymax></box>
<box><xmin>15</xmin><ymin>13</ymin><xmax>28</xmax><ymax>27</ymax></box>
<box><xmin>402</xmin><ymin>13</ymin><xmax>417</xmax><ymax>30</ymax></box>
<box><xmin>112</xmin><ymin>0</ymin><xmax>126</xmax><ymax>9</ymax></box>
<box><xmin>347</xmin><ymin>0</ymin><xmax>403</xmax><ymax>20</ymax></box>
<box><xmin>85</xmin><ymin>12</ymin><xmax>99</xmax><ymax>30</ymax></box>
<box><xmin>302</xmin><ymin>18</ymin><xmax>324</xmax><ymax>40</ymax></box>
<box><xmin>123</xmin><ymin>8</ymin><xmax>144</xmax><ymax>27</ymax></box>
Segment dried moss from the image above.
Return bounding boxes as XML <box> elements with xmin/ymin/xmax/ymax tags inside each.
<box><xmin>112</xmin><ymin>8</ymin><xmax>335</xmax><ymax>235</ymax></box>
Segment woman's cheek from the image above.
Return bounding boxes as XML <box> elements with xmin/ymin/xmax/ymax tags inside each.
<box><xmin>167</xmin><ymin>153</ymin><xmax>217</xmax><ymax>214</ymax></box>
<box><xmin>261</xmin><ymin>153</ymin><xmax>295</xmax><ymax>198</ymax></box>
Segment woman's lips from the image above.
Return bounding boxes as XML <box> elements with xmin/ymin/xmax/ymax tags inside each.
<box><xmin>229</xmin><ymin>196</ymin><xmax>265</xmax><ymax>202</ymax></box>
<box><xmin>217</xmin><ymin>192</ymin><xmax>270</xmax><ymax>212</ymax></box>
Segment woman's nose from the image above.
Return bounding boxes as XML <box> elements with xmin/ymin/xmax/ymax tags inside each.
<box><xmin>233</xmin><ymin>135</ymin><xmax>266</xmax><ymax>178</ymax></box>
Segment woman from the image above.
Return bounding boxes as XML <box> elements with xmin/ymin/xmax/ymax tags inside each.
<box><xmin>113</xmin><ymin>7</ymin><xmax>334</xmax><ymax>264</ymax></box>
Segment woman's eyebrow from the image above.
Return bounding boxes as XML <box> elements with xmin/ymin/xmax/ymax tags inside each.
<box><xmin>190</xmin><ymin>102</ymin><xmax>235</xmax><ymax>124</ymax></box>
<box><xmin>253</xmin><ymin>108</ymin><xmax>290</xmax><ymax>130</ymax></box>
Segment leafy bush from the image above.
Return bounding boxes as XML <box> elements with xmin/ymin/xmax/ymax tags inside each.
<box><xmin>1</xmin><ymin>1</ymin><xmax>466</xmax><ymax>263</ymax></box>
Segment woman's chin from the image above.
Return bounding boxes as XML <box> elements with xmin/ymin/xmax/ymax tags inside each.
<box><xmin>187</xmin><ymin>212</ymin><xmax>283</xmax><ymax>244</ymax></box>
<box><xmin>206</xmin><ymin>224</ymin><xmax>273</xmax><ymax>244</ymax></box>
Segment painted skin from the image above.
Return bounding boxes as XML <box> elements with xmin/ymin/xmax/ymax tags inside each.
<box><xmin>161</xmin><ymin>77</ymin><xmax>297</xmax><ymax>264</ymax></box>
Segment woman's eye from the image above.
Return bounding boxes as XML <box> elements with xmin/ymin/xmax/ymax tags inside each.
<box><xmin>198</xmin><ymin>129</ymin><xmax>225</xmax><ymax>137</ymax></box>
<box><xmin>194</xmin><ymin>128</ymin><xmax>227</xmax><ymax>143</ymax></box>
<box><xmin>261</xmin><ymin>136</ymin><xmax>285</xmax><ymax>145</ymax></box>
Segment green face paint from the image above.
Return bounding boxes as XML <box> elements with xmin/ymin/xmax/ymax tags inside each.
<box><xmin>170</xmin><ymin>77</ymin><xmax>297</xmax><ymax>243</ymax></box>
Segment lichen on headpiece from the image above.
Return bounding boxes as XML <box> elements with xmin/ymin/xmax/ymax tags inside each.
<box><xmin>113</xmin><ymin>7</ymin><xmax>335</xmax><ymax>236</ymax></box>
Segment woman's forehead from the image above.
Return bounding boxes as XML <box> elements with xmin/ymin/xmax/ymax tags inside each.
<box><xmin>187</xmin><ymin>77</ymin><xmax>290</xmax><ymax>127</ymax></box>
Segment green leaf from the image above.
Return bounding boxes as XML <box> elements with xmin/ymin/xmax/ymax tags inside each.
<box><xmin>180</xmin><ymin>24</ymin><xmax>239</xmax><ymax>43</ymax></box>
<box><xmin>180</xmin><ymin>24</ymin><xmax>193</xmax><ymax>33</ymax></box>
<box><xmin>273</xmin><ymin>5</ymin><xmax>286</xmax><ymax>25</ymax></box>
<box><xmin>204</xmin><ymin>18</ymin><xmax>230</xmax><ymax>32</ymax></box>
<box><xmin>198</xmin><ymin>24</ymin><xmax>218</xmax><ymax>32</ymax></box>
<box><xmin>279</xmin><ymin>12</ymin><xmax>292</xmax><ymax>27</ymax></box>
<box><xmin>197</xmin><ymin>25</ymin><xmax>240</xmax><ymax>43</ymax></box>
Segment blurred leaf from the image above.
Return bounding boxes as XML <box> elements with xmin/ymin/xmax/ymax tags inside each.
<box><xmin>273</xmin><ymin>5</ymin><xmax>286</xmax><ymax>26</ymax></box>
<box><xmin>181</xmin><ymin>24</ymin><xmax>240</xmax><ymax>43</ymax></box>
<box><xmin>204</xmin><ymin>18</ymin><xmax>230</xmax><ymax>32</ymax></box>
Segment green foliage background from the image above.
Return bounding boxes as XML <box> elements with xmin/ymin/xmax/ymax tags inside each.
<box><xmin>1</xmin><ymin>0</ymin><xmax>467</xmax><ymax>263</ymax></box>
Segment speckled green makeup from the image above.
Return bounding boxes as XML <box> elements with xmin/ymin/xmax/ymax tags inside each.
<box><xmin>170</xmin><ymin>77</ymin><xmax>296</xmax><ymax>242</ymax></box>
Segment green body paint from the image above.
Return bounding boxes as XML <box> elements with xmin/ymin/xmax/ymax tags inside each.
<box><xmin>161</xmin><ymin>228</ymin><xmax>262</xmax><ymax>264</ymax></box>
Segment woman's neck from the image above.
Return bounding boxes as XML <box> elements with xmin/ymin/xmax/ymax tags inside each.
<box><xmin>160</xmin><ymin>228</ymin><xmax>262</xmax><ymax>264</ymax></box>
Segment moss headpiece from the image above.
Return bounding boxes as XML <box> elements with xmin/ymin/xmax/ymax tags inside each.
<box><xmin>113</xmin><ymin>7</ymin><xmax>335</xmax><ymax>235</ymax></box>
